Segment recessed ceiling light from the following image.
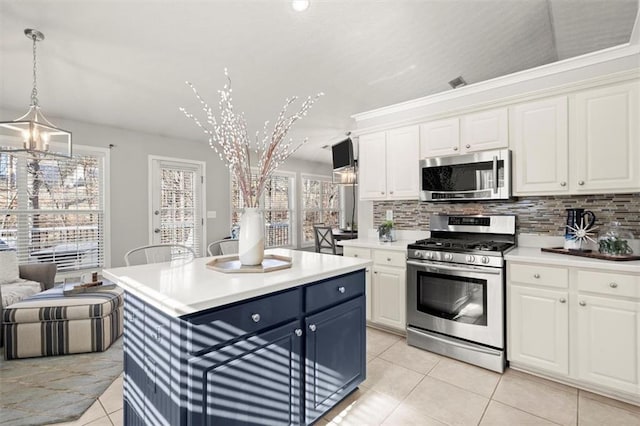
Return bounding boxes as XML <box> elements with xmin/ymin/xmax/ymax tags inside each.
<box><xmin>292</xmin><ymin>0</ymin><xmax>310</xmax><ymax>12</ymax></box>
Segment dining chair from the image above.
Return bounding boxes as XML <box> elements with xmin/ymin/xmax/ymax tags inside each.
<box><xmin>313</xmin><ymin>225</ymin><xmax>343</xmax><ymax>255</ymax></box>
<box><xmin>207</xmin><ymin>239</ymin><xmax>239</xmax><ymax>256</ymax></box>
<box><xmin>124</xmin><ymin>243</ymin><xmax>196</xmax><ymax>266</ymax></box>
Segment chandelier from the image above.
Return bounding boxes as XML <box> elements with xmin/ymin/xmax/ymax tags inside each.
<box><xmin>0</xmin><ymin>29</ymin><xmax>72</xmax><ymax>158</ymax></box>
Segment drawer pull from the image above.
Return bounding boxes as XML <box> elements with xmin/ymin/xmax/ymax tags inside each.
<box><xmin>578</xmin><ymin>180</ymin><xmax>585</xmax><ymax>186</ymax></box>
<box><xmin>560</xmin><ymin>181</ymin><xmax>566</xmax><ymax>187</ymax></box>
<box><xmin>533</xmin><ymin>273</ymin><xmax>540</xmax><ymax>279</ymax></box>
<box><xmin>559</xmin><ymin>298</ymin><xmax>566</xmax><ymax>303</ymax></box>
<box><xmin>609</xmin><ymin>282</ymin><xmax>618</xmax><ymax>288</ymax></box>
<box><xmin>465</xmin><ymin>144</ymin><xmax>470</xmax><ymax>149</ymax></box>
<box><xmin>251</xmin><ymin>313</ymin><xmax>261</xmax><ymax>323</ymax></box>
<box><xmin>309</xmin><ymin>324</ymin><xmax>317</xmax><ymax>332</ymax></box>
<box><xmin>338</xmin><ymin>286</ymin><xmax>346</xmax><ymax>294</ymax></box>
<box><xmin>579</xmin><ymin>301</ymin><xmax>586</xmax><ymax>306</ymax></box>
<box><xmin>294</xmin><ymin>328</ymin><xmax>302</xmax><ymax>337</ymax></box>
<box><xmin>453</xmin><ymin>146</ymin><xmax>458</xmax><ymax>151</ymax></box>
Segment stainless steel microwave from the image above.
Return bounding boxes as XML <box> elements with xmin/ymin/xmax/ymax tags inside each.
<box><xmin>419</xmin><ymin>149</ymin><xmax>511</xmax><ymax>201</ymax></box>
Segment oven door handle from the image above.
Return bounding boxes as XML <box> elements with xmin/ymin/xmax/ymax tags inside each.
<box><xmin>407</xmin><ymin>260</ymin><xmax>502</xmax><ymax>275</ymax></box>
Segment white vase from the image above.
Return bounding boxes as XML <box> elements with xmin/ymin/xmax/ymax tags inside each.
<box><xmin>238</xmin><ymin>207</ymin><xmax>265</xmax><ymax>266</ymax></box>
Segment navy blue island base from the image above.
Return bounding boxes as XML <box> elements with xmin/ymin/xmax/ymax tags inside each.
<box><xmin>123</xmin><ymin>269</ymin><xmax>366</xmax><ymax>425</ymax></box>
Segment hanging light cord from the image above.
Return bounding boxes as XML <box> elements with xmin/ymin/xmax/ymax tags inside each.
<box><xmin>30</xmin><ymin>32</ymin><xmax>39</xmax><ymax>107</ymax></box>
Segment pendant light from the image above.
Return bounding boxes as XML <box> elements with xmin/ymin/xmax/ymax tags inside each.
<box><xmin>0</xmin><ymin>29</ymin><xmax>72</xmax><ymax>158</ymax></box>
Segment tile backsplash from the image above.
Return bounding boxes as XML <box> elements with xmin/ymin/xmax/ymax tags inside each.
<box><xmin>373</xmin><ymin>193</ymin><xmax>640</xmax><ymax>236</ymax></box>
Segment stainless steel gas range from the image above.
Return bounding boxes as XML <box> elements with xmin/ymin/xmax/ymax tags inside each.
<box><xmin>406</xmin><ymin>214</ymin><xmax>516</xmax><ymax>373</ymax></box>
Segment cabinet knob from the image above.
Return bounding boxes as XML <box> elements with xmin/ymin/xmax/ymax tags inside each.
<box><xmin>387</xmin><ymin>257</ymin><xmax>391</xmax><ymax>262</ymax></box>
<box><xmin>309</xmin><ymin>324</ymin><xmax>317</xmax><ymax>332</ymax></box>
<box><xmin>609</xmin><ymin>282</ymin><xmax>618</xmax><ymax>288</ymax></box>
<box><xmin>533</xmin><ymin>273</ymin><xmax>540</xmax><ymax>279</ymax></box>
<box><xmin>366</xmin><ymin>268</ymin><xmax>370</xmax><ymax>272</ymax></box>
<box><xmin>579</xmin><ymin>301</ymin><xmax>586</xmax><ymax>306</ymax></box>
<box><xmin>578</xmin><ymin>180</ymin><xmax>585</xmax><ymax>186</ymax></box>
<box><xmin>353</xmin><ymin>254</ymin><xmax>358</xmax><ymax>257</ymax></box>
<box><xmin>560</xmin><ymin>181</ymin><xmax>567</xmax><ymax>187</ymax></box>
<box><xmin>294</xmin><ymin>328</ymin><xmax>302</xmax><ymax>337</ymax></box>
<box><xmin>154</xmin><ymin>228</ymin><xmax>161</xmax><ymax>234</ymax></box>
<box><xmin>155</xmin><ymin>326</ymin><xmax>162</xmax><ymax>340</ymax></box>
<box><xmin>338</xmin><ymin>286</ymin><xmax>346</xmax><ymax>294</ymax></box>
<box><xmin>559</xmin><ymin>298</ymin><xmax>566</xmax><ymax>303</ymax></box>
<box><xmin>389</xmin><ymin>191</ymin><xmax>394</xmax><ymax>194</ymax></box>
<box><xmin>380</xmin><ymin>191</ymin><xmax>385</xmax><ymax>195</ymax></box>
<box><xmin>465</xmin><ymin>144</ymin><xmax>470</xmax><ymax>149</ymax></box>
<box><xmin>453</xmin><ymin>146</ymin><xmax>458</xmax><ymax>151</ymax></box>
<box><xmin>251</xmin><ymin>313</ymin><xmax>261</xmax><ymax>323</ymax></box>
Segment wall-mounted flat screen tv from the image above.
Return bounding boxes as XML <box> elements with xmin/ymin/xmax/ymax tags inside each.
<box><xmin>332</xmin><ymin>138</ymin><xmax>354</xmax><ymax>170</ymax></box>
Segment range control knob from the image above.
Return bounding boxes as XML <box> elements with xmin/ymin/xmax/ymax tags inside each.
<box><xmin>426</xmin><ymin>251</ymin><xmax>434</xmax><ymax>260</ymax></box>
<box><xmin>466</xmin><ymin>255</ymin><xmax>475</xmax><ymax>263</ymax></box>
<box><xmin>481</xmin><ymin>256</ymin><xmax>490</xmax><ymax>264</ymax></box>
<box><xmin>444</xmin><ymin>253</ymin><xmax>453</xmax><ymax>261</ymax></box>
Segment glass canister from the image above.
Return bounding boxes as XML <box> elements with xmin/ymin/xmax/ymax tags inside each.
<box><xmin>597</xmin><ymin>221</ymin><xmax>634</xmax><ymax>256</ymax></box>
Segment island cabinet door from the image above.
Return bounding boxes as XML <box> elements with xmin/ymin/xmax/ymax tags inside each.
<box><xmin>187</xmin><ymin>320</ymin><xmax>303</xmax><ymax>426</ymax></box>
<box><xmin>304</xmin><ymin>296</ymin><xmax>366</xmax><ymax>425</ymax></box>
<box><xmin>123</xmin><ymin>294</ymin><xmax>147</xmax><ymax>424</ymax></box>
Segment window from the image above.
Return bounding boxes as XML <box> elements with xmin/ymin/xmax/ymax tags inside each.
<box><xmin>301</xmin><ymin>175</ymin><xmax>339</xmax><ymax>246</ymax></box>
<box><xmin>231</xmin><ymin>171</ymin><xmax>295</xmax><ymax>248</ymax></box>
<box><xmin>0</xmin><ymin>146</ymin><xmax>108</xmax><ymax>272</ymax></box>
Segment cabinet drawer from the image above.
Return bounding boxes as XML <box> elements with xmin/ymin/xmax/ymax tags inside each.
<box><xmin>185</xmin><ymin>288</ymin><xmax>301</xmax><ymax>355</ymax></box>
<box><xmin>509</xmin><ymin>263</ymin><xmax>568</xmax><ymax>288</ymax></box>
<box><xmin>344</xmin><ymin>247</ymin><xmax>371</xmax><ymax>259</ymax></box>
<box><xmin>373</xmin><ymin>250</ymin><xmax>406</xmax><ymax>268</ymax></box>
<box><xmin>305</xmin><ymin>271</ymin><xmax>365</xmax><ymax>313</ymax></box>
<box><xmin>577</xmin><ymin>270</ymin><xmax>639</xmax><ymax>298</ymax></box>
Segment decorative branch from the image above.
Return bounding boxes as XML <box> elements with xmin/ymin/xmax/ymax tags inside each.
<box><xmin>180</xmin><ymin>69</ymin><xmax>323</xmax><ymax>208</ymax></box>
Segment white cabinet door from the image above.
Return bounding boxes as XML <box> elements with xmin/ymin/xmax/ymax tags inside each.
<box><xmin>509</xmin><ymin>285</ymin><xmax>569</xmax><ymax>375</ymax></box>
<box><xmin>343</xmin><ymin>247</ymin><xmax>372</xmax><ymax>321</ymax></box>
<box><xmin>576</xmin><ymin>294</ymin><xmax>640</xmax><ymax>394</ymax></box>
<box><xmin>372</xmin><ymin>264</ymin><xmax>406</xmax><ymax>332</ymax></box>
<box><xmin>386</xmin><ymin>126</ymin><xmax>420</xmax><ymax>199</ymax></box>
<box><xmin>461</xmin><ymin>108</ymin><xmax>509</xmax><ymax>153</ymax></box>
<box><xmin>511</xmin><ymin>97</ymin><xmax>569</xmax><ymax>195</ymax></box>
<box><xmin>419</xmin><ymin>118</ymin><xmax>460</xmax><ymax>157</ymax></box>
<box><xmin>358</xmin><ymin>132</ymin><xmax>387</xmax><ymax>200</ymax></box>
<box><xmin>571</xmin><ymin>81</ymin><xmax>640</xmax><ymax>193</ymax></box>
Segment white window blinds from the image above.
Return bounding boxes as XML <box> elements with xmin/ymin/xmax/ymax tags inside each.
<box><xmin>0</xmin><ymin>148</ymin><xmax>106</xmax><ymax>272</ymax></box>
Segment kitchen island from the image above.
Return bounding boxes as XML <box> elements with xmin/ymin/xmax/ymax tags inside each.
<box><xmin>103</xmin><ymin>248</ymin><xmax>371</xmax><ymax>425</ymax></box>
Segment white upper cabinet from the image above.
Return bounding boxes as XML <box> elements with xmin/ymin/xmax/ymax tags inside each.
<box><xmin>570</xmin><ymin>81</ymin><xmax>640</xmax><ymax>193</ymax></box>
<box><xmin>419</xmin><ymin>118</ymin><xmax>460</xmax><ymax>157</ymax></box>
<box><xmin>420</xmin><ymin>108</ymin><xmax>508</xmax><ymax>158</ymax></box>
<box><xmin>386</xmin><ymin>126</ymin><xmax>420</xmax><ymax>199</ymax></box>
<box><xmin>359</xmin><ymin>126</ymin><xmax>419</xmax><ymax>201</ymax></box>
<box><xmin>358</xmin><ymin>132</ymin><xmax>387</xmax><ymax>200</ymax></box>
<box><xmin>460</xmin><ymin>108</ymin><xmax>509</xmax><ymax>153</ymax></box>
<box><xmin>511</xmin><ymin>96</ymin><xmax>569</xmax><ymax>195</ymax></box>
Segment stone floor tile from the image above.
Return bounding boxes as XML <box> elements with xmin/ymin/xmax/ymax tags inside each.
<box><xmin>579</xmin><ymin>390</ymin><xmax>640</xmax><ymax>416</ymax></box>
<box><xmin>578</xmin><ymin>393</ymin><xmax>640</xmax><ymax>426</ymax></box>
<box><xmin>395</xmin><ymin>376</ymin><xmax>489</xmax><ymax>426</ymax></box>
<box><xmin>108</xmin><ymin>409</ymin><xmax>123</xmax><ymax>426</ymax></box>
<box><xmin>366</xmin><ymin>327</ymin><xmax>402</xmax><ymax>358</ymax></box>
<box><xmin>83</xmin><ymin>416</ymin><xmax>113</xmax><ymax>426</ymax></box>
<box><xmin>362</xmin><ymin>357</ymin><xmax>424</xmax><ymax>400</ymax></box>
<box><xmin>381</xmin><ymin>404</ymin><xmax>447</xmax><ymax>425</ymax></box>
<box><xmin>378</xmin><ymin>340</ymin><xmax>442</xmax><ymax>375</ymax></box>
<box><xmin>98</xmin><ymin>376</ymin><xmax>124</xmax><ymax>414</ymax></box>
<box><xmin>480</xmin><ymin>400</ymin><xmax>558</xmax><ymax>425</ymax></box>
<box><xmin>428</xmin><ymin>357</ymin><xmax>501</xmax><ymax>398</ymax></box>
<box><xmin>324</xmin><ymin>387</ymin><xmax>401</xmax><ymax>425</ymax></box>
<box><xmin>493</xmin><ymin>370</ymin><xmax>577</xmax><ymax>425</ymax></box>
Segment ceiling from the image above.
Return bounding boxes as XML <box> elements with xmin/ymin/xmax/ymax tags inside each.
<box><xmin>1</xmin><ymin>0</ymin><xmax>638</xmax><ymax>164</ymax></box>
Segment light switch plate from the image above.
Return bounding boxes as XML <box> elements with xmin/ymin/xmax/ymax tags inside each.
<box><xmin>207</xmin><ymin>211</ymin><xmax>217</xmax><ymax>219</ymax></box>
<box><xmin>386</xmin><ymin>210</ymin><xmax>393</xmax><ymax>221</ymax></box>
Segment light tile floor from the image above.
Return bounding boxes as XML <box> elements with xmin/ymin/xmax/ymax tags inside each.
<box><xmin>56</xmin><ymin>327</ymin><xmax>640</xmax><ymax>425</ymax></box>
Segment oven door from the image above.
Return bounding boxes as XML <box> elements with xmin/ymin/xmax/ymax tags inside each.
<box><xmin>406</xmin><ymin>259</ymin><xmax>504</xmax><ymax>349</ymax></box>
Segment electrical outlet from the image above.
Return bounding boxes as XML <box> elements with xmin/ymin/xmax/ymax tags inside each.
<box><xmin>386</xmin><ymin>210</ymin><xmax>393</xmax><ymax>221</ymax></box>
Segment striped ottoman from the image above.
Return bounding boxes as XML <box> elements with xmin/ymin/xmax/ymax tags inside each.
<box><xmin>2</xmin><ymin>285</ymin><xmax>123</xmax><ymax>360</ymax></box>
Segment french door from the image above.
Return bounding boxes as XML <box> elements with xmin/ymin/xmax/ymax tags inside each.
<box><xmin>149</xmin><ymin>156</ymin><xmax>205</xmax><ymax>256</ymax></box>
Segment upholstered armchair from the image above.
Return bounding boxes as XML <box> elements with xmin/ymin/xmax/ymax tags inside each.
<box><xmin>0</xmin><ymin>254</ymin><xmax>57</xmax><ymax>345</ymax></box>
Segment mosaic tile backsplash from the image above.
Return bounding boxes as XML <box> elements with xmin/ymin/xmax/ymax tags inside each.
<box><xmin>373</xmin><ymin>193</ymin><xmax>640</xmax><ymax>236</ymax></box>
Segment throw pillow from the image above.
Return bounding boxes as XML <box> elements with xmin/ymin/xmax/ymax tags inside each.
<box><xmin>0</xmin><ymin>251</ymin><xmax>20</xmax><ymax>285</ymax></box>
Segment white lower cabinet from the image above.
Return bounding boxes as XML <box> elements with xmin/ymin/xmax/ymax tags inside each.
<box><xmin>343</xmin><ymin>246</ymin><xmax>406</xmax><ymax>332</ymax></box>
<box><xmin>508</xmin><ymin>261</ymin><xmax>640</xmax><ymax>402</ymax></box>
<box><xmin>509</xmin><ymin>285</ymin><xmax>569</xmax><ymax>375</ymax></box>
<box><xmin>576</xmin><ymin>294</ymin><xmax>640</xmax><ymax>394</ymax></box>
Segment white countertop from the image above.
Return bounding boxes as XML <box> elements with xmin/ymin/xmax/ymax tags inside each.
<box><xmin>338</xmin><ymin>238</ymin><xmax>412</xmax><ymax>252</ymax></box>
<box><xmin>103</xmin><ymin>248</ymin><xmax>371</xmax><ymax>317</ymax></box>
<box><xmin>505</xmin><ymin>247</ymin><xmax>640</xmax><ymax>273</ymax></box>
